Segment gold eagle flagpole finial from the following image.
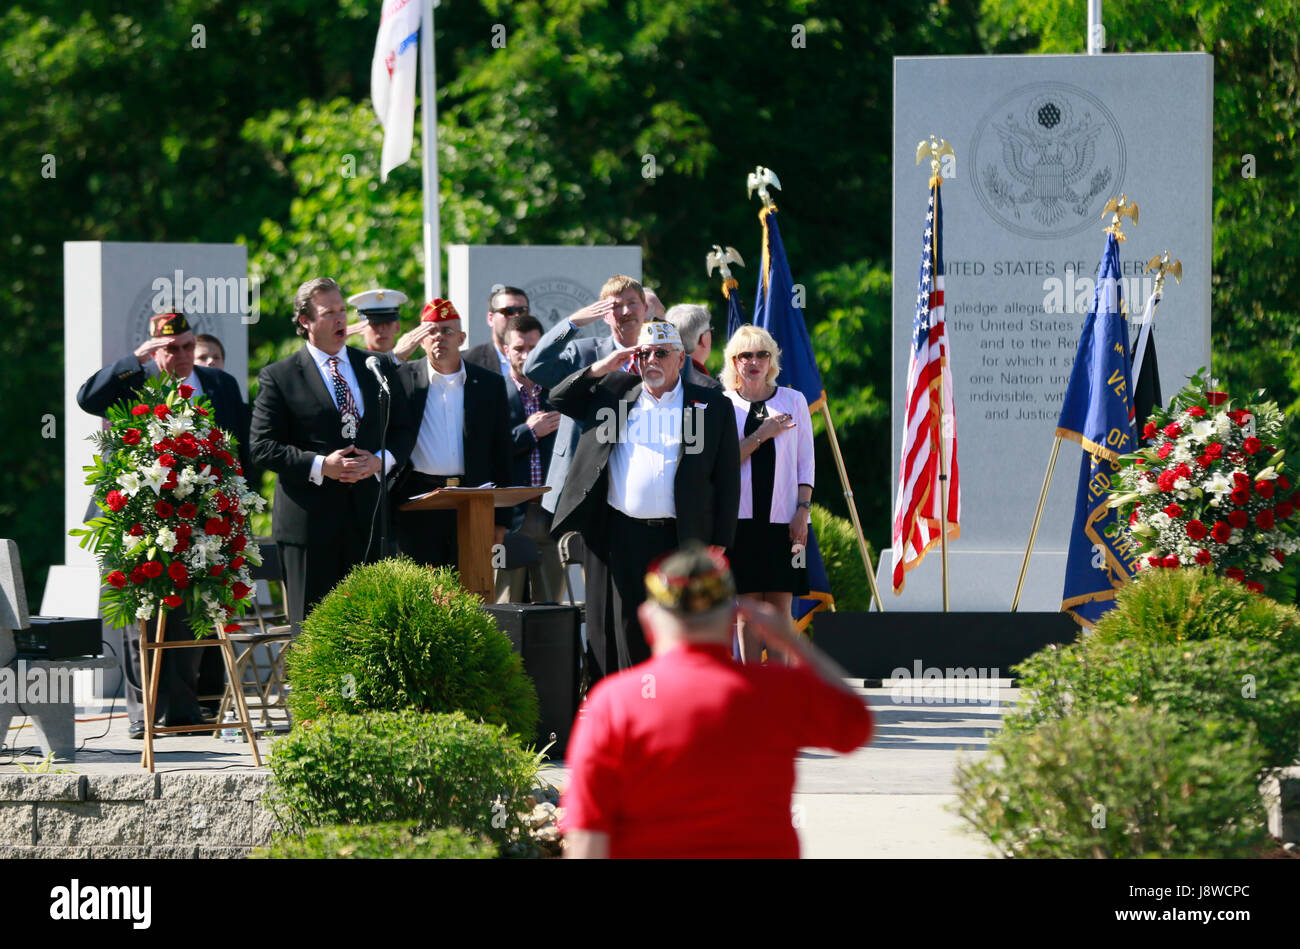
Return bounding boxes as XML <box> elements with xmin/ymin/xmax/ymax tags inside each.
<box><xmin>1101</xmin><ymin>193</ymin><xmax>1139</xmax><ymax>241</ymax></box>
<box><xmin>706</xmin><ymin>245</ymin><xmax>745</xmax><ymax>283</ymax></box>
<box><xmin>1145</xmin><ymin>250</ymin><xmax>1184</xmax><ymax>297</ymax></box>
<box><xmin>916</xmin><ymin>135</ymin><xmax>954</xmax><ymax>188</ymax></box>
<box><xmin>746</xmin><ymin>166</ymin><xmax>781</xmax><ymax>210</ymax></box>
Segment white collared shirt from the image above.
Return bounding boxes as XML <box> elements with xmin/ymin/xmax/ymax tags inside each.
<box><xmin>410</xmin><ymin>358</ymin><xmax>466</xmax><ymax>475</ymax></box>
<box><xmin>302</xmin><ymin>343</ymin><xmax>396</xmax><ymax>485</ymax></box>
<box><xmin>607</xmin><ymin>377</ymin><xmax>683</xmax><ymax>519</ymax></box>
<box><xmin>495</xmin><ymin>343</ymin><xmax>511</xmax><ymax>377</ymax></box>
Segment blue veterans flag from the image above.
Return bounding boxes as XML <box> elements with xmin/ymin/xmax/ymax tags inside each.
<box><xmin>723</xmin><ymin>278</ymin><xmax>746</xmax><ymax>341</ymax></box>
<box><xmin>1056</xmin><ymin>233</ymin><xmax>1142</xmax><ymax>626</ymax></box>
<box><xmin>751</xmin><ymin>205</ymin><xmax>833</xmax><ymax>627</ymax></box>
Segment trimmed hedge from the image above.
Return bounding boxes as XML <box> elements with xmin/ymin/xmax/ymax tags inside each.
<box><xmin>253</xmin><ymin>822</ymin><xmax>497</xmax><ymax>860</ymax></box>
<box><xmin>955</xmin><ymin>706</ymin><xmax>1273</xmax><ymax>858</ymax></box>
<box><xmin>265</xmin><ymin>710</ymin><xmax>539</xmax><ymax>856</ymax></box>
<box><xmin>286</xmin><ymin>557</ymin><xmax>539</xmax><ymax>738</ymax></box>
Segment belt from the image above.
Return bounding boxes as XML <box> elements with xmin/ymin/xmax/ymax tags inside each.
<box><xmin>614</xmin><ymin>510</ymin><xmax>676</xmax><ymax>529</ymax></box>
<box><xmin>408</xmin><ymin>472</ymin><xmax>462</xmax><ymax>488</ymax></box>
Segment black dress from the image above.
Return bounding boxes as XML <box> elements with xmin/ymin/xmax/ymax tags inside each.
<box><xmin>729</xmin><ymin>398</ymin><xmax>810</xmax><ymax>595</ymax></box>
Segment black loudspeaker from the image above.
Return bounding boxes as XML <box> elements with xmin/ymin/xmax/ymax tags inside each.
<box><xmin>483</xmin><ymin>604</ymin><xmax>581</xmax><ymax>759</ymax></box>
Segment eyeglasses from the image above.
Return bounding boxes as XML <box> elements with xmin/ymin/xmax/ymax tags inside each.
<box><xmin>637</xmin><ymin>348</ymin><xmax>675</xmax><ymax>361</ymax></box>
<box><xmin>425</xmin><ymin>324</ymin><xmax>462</xmax><ymax>337</ymax></box>
<box><xmin>494</xmin><ymin>305</ymin><xmax>530</xmax><ymax>317</ymax></box>
<box><xmin>735</xmin><ymin>351</ymin><xmax>771</xmax><ymax>362</ymax></box>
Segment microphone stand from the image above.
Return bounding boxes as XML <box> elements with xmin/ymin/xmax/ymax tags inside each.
<box><xmin>377</xmin><ymin>372</ymin><xmax>391</xmax><ymax>560</ymax></box>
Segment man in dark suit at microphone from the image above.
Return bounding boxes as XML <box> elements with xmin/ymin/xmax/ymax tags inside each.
<box><xmin>250</xmin><ymin>277</ymin><xmax>416</xmax><ymax>625</ymax></box>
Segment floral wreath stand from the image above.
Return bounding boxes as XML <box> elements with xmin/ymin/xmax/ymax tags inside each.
<box><xmin>138</xmin><ymin>604</ymin><xmax>261</xmax><ymax>772</ymax></box>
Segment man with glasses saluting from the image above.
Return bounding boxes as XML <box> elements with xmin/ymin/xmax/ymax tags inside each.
<box><xmin>548</xmin><ymin>321</ymin><xmax>740</xmax><ymax>674</ymax></box>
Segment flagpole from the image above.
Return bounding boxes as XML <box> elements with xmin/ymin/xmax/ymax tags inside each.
<box><xmin>419</xmin><ymin>0</ymin><xmax>442</xmax><ymax>300</ymax></box>
<box><xmin>937</xmin><ymin>412</ymin><xmax>951</xmax><ymax>612</ymax></box>
<box><xmin>1132</xmin><ymin>252</ymin><xmax>1182</xmax><ymax>385</ymax></box>
<box><xmin>819</xmin><ymin>402</ymin><xmax>886</xmax><ymax>612</ymax></box>
<box><xmin>1010</xmin><ymin>437</ymin><xmax>1061</xmax><ymax>612</ymax></box>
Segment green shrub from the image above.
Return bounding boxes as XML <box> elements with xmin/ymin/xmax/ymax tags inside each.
<box><xmin>810</xmin><ymin>503</ymin><xmax>876</xmax><ymax>614</ymax></box>
<box><xmin>287</xmin><ymin>557</ymin><xmax>539</xmax><ymax>738</ymax></box>
<box><xmin>252</xmin><ymin>822</ymin><xmax>497</xmax><ymax>859</ymax></box>
<box><xmin>1090</xmin><ymin>567</ymin><xmax>1300</xmax><ymax>652</ymax></box>
<box><xmin>954</xmin><ymin>707</ymin><xmax>1273</xmax><ymax>858</ymax></box>
<box><xmin>265</xmin><ymin>710</ymin><xmax>540</xmax><ymax>856</ymax></box>
<box><xmin>1007</xmin><ymin>637</ymin><xmax>1300</xmax><ymax>769</ymax></box>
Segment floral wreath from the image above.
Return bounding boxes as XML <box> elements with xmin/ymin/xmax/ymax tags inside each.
<box><xmin>1108</xmin><ymin>370</ymin><xmax>1300</xmax><ymax>598</ymax></box>
<box><xmin>71</xmin><ymin>374</ymin><xmax>266</xmax><ymax>635</ymax></box>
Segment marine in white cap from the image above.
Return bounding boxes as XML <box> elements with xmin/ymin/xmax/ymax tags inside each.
<box><xmin>345</xmin><ymin>287</ymin><xmax>409</xmax><ymax>360</ymax></box>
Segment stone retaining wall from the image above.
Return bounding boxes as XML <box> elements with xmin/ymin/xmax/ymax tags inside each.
<box><xmin>0</xmin><ymin>772</ymin><xmax>279</xmax><ymax>858</ymax></box>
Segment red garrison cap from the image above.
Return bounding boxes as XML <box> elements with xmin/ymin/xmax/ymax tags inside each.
<box><xmin>420</xmin><ymin>298</ymin><xmax>461</xmax><ymax>323</ymax></box>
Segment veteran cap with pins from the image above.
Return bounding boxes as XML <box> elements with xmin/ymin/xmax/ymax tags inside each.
<box><xmin>347</xmin><ymin>288</ymin><xmax>408</xmax><ymax>323</ymax></box>
<box><xmin>645</xmin><ymin>543</ymin><xmax>736</xmax><ymax>616</ymax></box>
<box><xmin>149</xmin><ymin>312</ymin><xmax>193</xmax><ymax>337</ymax></box>
<box><xmin>637</xmin><ymin>320</ymin><xmax>682</xmax><ymax>349</ymax></box>
<box><xmin>420</xmin><ymin>298</ymin><xmax>461</xmax><ymax>323</ymax></box>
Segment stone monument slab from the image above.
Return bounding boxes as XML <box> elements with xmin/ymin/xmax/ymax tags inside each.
<box><xmin>883</xmin><ymin>53</ymin><xmax>1213</xmax><ymax>610</ymax></box>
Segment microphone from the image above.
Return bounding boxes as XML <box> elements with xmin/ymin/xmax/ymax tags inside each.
<box><xmin>365</xmin><ymin>355</ymin><xmax>390</xmax><ymax>395</ymax></box>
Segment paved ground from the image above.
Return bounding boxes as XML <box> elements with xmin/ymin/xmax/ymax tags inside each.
<box><xmin>1</xmin><ymin>679</ymin><xmax>1016</xmax><ymax>858</ymax></box>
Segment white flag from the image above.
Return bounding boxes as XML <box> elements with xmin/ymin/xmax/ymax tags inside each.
<box><xmin>371</xmin><ymin>0</ymin><xmax>423</xmax><ymax>182</ymax></box>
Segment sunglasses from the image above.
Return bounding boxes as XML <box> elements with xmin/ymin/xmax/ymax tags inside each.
<box><xmin>494</xmin><ymin>305</ymin><xmax>530</xmax><ymax>317</ymax></box>
<box><xmin>637</xmin><ymin>348</ymin><xmax>675</xmax><ymax>361</ymax></box>
<box><xmin>736</xmin><ymin>351</ymin><xmax>771</xmax><ymax>362</ymax></box>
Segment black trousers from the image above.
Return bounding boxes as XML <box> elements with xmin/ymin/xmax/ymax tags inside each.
<box><xmin>395</xmin><ymin>507</ymin><xmax>459</xmax><ymax>570</ymax></box>
<box><xmin>280</xmin><ymin>519</ymin><xmax>376</xmax><ymax>626</ymax></box>
<box><xmin>113</xmin><ymin>606</ymin><xmax>205</xmax><ymax>728</ymax></box>
<box><xmin>589</xmin><ymin>511</ymin><xmax>678</xmax><ymax>676</ymax></box>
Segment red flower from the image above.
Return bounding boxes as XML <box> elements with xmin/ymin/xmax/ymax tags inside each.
<box><xmin>1186</xmin><ymin>406</ymin><xmax>1206</xmax><ymax>418</ymax></box>
<box><xmin>208</xmin><ymin>429</ymin><xmax>224</xmax><ymax>445</ymax></box>
<box><xmin>1257</xmin><ymin>509</ymin><xmax>1276</xmax><ymax>530</ymax></box>
<box><xmin>214</xmin><ymin>493</ymin><xmax>230</xmax><ymax>512</ymax></box>
<box><xmin>1228</xmin><ymin>510</ymin><xmax>1249</xmax><ymax>529</ymax></box>
<box><xmin>1233</xmin><ymin>472</ymin><xmax>1251</xmax><ymax>489</ymax></box>
<box><xmin>157</xmin><ymin>454</ymin><xmax>176</xmax><ymax>468</ymax></box>
<box><xmin>1157</xmin><ymin>471</ymin><xmax>1177</xmax><ymax>492</ymax></box>
<box><xmin>178</xmin><ymin>503</ymin><xmax>198</xmax><ymax>520</ymax></box>
<box><xmin>1142</xmin><ymin>422</ymin><xmax>1157</xmax><ymax>440</ymax></box>
<box><xmin>204</xmin><ymin>517</ymin><xmax>229</xmax><ymax>537</ymax></box>
<box><xmin>1237</xmin><ymin>412</ymin><xmax>1253</xmax><ymax>427</ymax></box>
<box><xmin>1246</xmin><ymin>582</ymin><xmax>1265</xmax><ymax>594</ymax></box>
<box><xmin>217</xmin><ymin>449</ymin><xmax>235</xmax><ymax>467</ymax></box>
<box><xmin>173</xmin><ymin>538</ymin><xmax>190</xmax><ymax>553</ymax></box>
<box><xmin>1134</xmin><ymin>458</ymin><xmax>1145</xmax><ymax>466</ymax></box>
<box><xmin>106</xmin><ymin>571</ymin><xmax>128</xmax><ymax>589</ymax></box>
<box><xmin>1157</xmin><ymin>442</ymin><xmax>1173</xmax><ymax>460</ymax></box>
<box><xmin>209</xmin><ymin>565</ymin><xmax>224</xmax><ymax>577</ymax></box>
<box><xmin>1206</xmin><ymin>392</ymin><xmax>1228</xmax><ymax>406</ymax></box>
<box><xmin>1195</xmin><ymin>549</ymin><xmax>1212</xmax><ymax>566</ymax></box>
<box><xmin>179</xmin><ymin>384</ymin><xmax>194</xmax><ymax>399</ymax></box>
<box><xmin>163</xmin><ymin>594</ymin><xmax>183</xmax><ymax>608</ymax></box>
<box><xmin>223</xmin><ymin>623</ymin><xmax>242</xmax><ymax>633</ymax></box>
<box><xmin>1244</xmin><ymin>437</ymin><xmax>1262</xmax><ymax>454</ymax></box>
<box><xmin>175</xmin><ymin>524</ymin><xmax>192</xmax><ymax>539</ymax></box>
<box><xmin>162</xmin><ymin>470</ymin><xmax>178</xmax><ymax>490</ymax></box>
<box><xmin>1206</xmin><ymin>442</ymin><xmax>1224</xmax><ymax>458</ymax></box>
<box><xmin>1147</xmin><ymin>555</ymin><xmax>1164</xmax><ymax>568</ymax></box>
<box><xmin>1163</xmin><ymin>423</ymin><xmax>1182</xmax><ymax>438</ymax></box>
<box><xmin>154</xmin><ymin>501</ymin><xmax>174</xmax><ymax>519</ymax></box>
<box><xmin>141</xmin><ymin>561</ymin><xmax>164</xmax><ymax>579</ymax></box>
<box><xmin>229</xmin><ymin>534</ymin><xmax>247</xmax><ymax>553</ymax></box>
<box><xmin>130</xmin><ymin>566</ymin><xmax>148</xmax><ymax>585</ymax></box>
<box><xmin>1163</xmin><ymin>503</ymin><xmax>1183</xmax><ymax>518</ymax></box>
<box><xmin>174</xmin><ymin>578</ymin><xmax>189</xmax><ymax>589</ymax></box>
<box><xmin>229</xmin><ymin>556</ymin><xmax>245</xmax><ymax>570</ymax></box>
<box><xmin>153</xmin><ymin>404</ymin><xmax>170</xmax><ymax>420</ymax></box>
<box><xmin>1278</xmin><ymin>501</ymin><xmax>1294</xmax><ymax>520</ymax></box>
<box><xmin>167</xmin><ymin>562</ymin><xmax>187</xmax><ymax>582</ymax></box>
<box><xmin>105</xmin><ymin>490</ymin><xmax>128</xmax><ymax>512</ymax></box>
<box><xmin>230</xmin><ymin>512</ymin><xmax>245</xmax><ymax>529</ymax></box>
<box><xmin>123</xmin><ymin>429</ymin><xmax>141</xmax><ymax>445</ymax></box>
<box><xmin>1279</xmin><ymin>475</ymin><xmax>1292</xmax><ymax>491</ymax></box>
<box><xmin>197</xmin><ymin>407</ymin><xmax>208</xmax><ymax>416</ymax></box>
<box><xmin>1175</xmin><ymin>463</ymin><xmax>1192</xmax><ymax>480</ymax></box>
<box><xmin>1185</xmin><ymin>519</ymin><xmax>1207</xmax><ymax>541</ymax></box>
<box><xmin>1211</xmin><ymin>521</ymin><xmax>1232</xmax><ymax>543</ymax></box>
<box><xmin>1256</xmin><ymin>480</ymin><xmax>1275</xmax><ymax>499</ymax></box>
<box><xmin>128</xmin><ymin>522</ymin><xmax>145</xmax><ymax>537</ymax></box>
<box><xmin>1231</xmin><ymin>487</ymin><xmax>1250</xmax><ymax>505</ymax></box>
<box><xmin>231</xmin><ymin>581</ymin><xmax>252</xmax><ymax>601</ymax></box>
<box><xmin>1273</xmin><ymin>549</ymin><xmax>1287</xmax><ymax>565</ymax></box>
<box><xmin>1162</xmin><ymin>554</ymin><xmax>1180</xmax><ymax>568</ymax></box>
<box><xmin>132</xmin><ymin>404</ymin><xmax>150</xmax><ymax>416</ymax></box>
<box><xmin>1225</xmin><ymin>568</ymin><xmax>1246</xmax><ymax>582</ymax></box>
<box><xmin>1196</xmin><ymin>454</ymin><xmax>1213</xmax><ymax>468</ymax></box>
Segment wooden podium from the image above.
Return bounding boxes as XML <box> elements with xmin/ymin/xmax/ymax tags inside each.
<box><xmin>398</xmin><ymin>486</ymin><xmax>549</xmax><ymax>601</ymax></box>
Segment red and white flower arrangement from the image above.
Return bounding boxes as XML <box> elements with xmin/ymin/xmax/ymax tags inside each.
<box><xmin>1108</xmin><ymin>371</ymin><xmax>1300</xmax><ymax>598</ymax></box>
<box><xmin>71</xmin><ymin>374</ymin><xmax>265</xmax><ymax>635</ymax></box>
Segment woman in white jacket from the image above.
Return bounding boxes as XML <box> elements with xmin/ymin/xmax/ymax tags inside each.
<box><xmin>721</xmin><ymin>325</ymin><xmax>814</xmax><ymax>662</ymax></box>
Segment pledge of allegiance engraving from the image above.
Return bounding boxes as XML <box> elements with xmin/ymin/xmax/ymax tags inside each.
<box><xmin>969</xmin><ymin>81</ymin><xmax>1126</xmax><ymax>241</ymax></box>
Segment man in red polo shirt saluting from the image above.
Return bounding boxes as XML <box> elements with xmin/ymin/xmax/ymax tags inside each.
<box><xmin>561</xmin><ymin>544</ymin><xmax>872</xmax><ymax>858</ymax></box>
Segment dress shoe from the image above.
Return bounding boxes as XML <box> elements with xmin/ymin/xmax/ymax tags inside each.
<box><xmin>128</xmin><ymin>722</ymin><xmax>145</xmax><ymax>739</ymax></box>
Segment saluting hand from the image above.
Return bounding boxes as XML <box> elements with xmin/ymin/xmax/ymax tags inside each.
<box><xmin>586</xmin><ymin>346</ymin><xmax>639</xmax><ymax>378</ymax></box>
<box><xmin>392</xmin><ymin>322</ymin><xmax>436</xmax><ymax>360</ymax></box>
<box><xmin>566</xmin><ymin>297</ymin><xmax>615</xmax><ymax>328</ymax></box>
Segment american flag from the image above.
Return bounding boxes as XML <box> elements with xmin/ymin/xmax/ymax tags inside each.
<box><xmin>891</xmin><ymin>179</ymin><xmax>960</xmax><ymax>593</ymax></box>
